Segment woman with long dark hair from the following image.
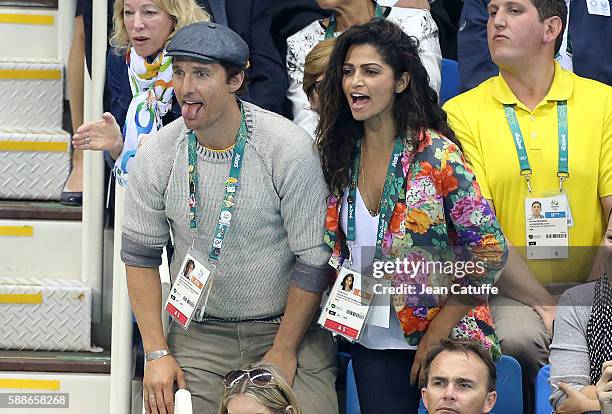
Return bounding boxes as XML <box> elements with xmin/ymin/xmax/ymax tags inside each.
<box><xmin>286</xmin><ymin>0</ymin><xmax>440</xmax><ymax>139</ymax></box>
<box><xmin>318</xmin><ymin>19</ymin><xmax>507</xmax><ymax>412</ymax></box>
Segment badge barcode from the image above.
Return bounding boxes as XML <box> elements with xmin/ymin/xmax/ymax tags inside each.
<box><xmin>546</xmin><ymin>233</ymin><xmax>567</xmax><ymax>239</ymax></box>
<box><xmin>184</xmin><ymin>297</ymin><xmax>195</xmax><ymax>307</ymax></box>
<box><xmin>346</xmin><ymin>310</ymin><xmax>364</xmax><ymax>319</ymax></box>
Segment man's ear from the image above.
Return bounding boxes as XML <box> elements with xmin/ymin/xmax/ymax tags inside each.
<box><xmin>421</xmin><ymin>387</ymin><xmax>430</xmax><ymax>411</ymax></box>
<box><xmin>482</xmin><ymin>390</ymin><xmax>497</xmax><ymax>413</ymax></box>
<box><xmin>227</xmin><ymin>70</ymin><xmax>245</xmax><ymax>93</ymax></box>
<box><xmin>542</xmin><ymin>15</ymin><xmax>563</xmax><ymax>50</ymax></box>
<box><xmin>395</xmin><ymin>72</ymin><xmax>410</xmax><ymax>94</ymax></box>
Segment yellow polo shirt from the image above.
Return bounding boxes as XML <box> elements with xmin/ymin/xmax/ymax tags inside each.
<box><xmin>443</xmin><ymin>62</ymin><xmax>612</xmax><ymax>284</ymax></box>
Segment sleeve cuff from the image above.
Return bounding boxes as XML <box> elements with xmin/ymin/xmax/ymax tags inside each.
<box><xmin>121</xmin><ymin>233</ymin><xmax>163</xmax><ymax>268</ymax></box>
<box><xmin>290</xmin><ymin>258</ymin><xmax>334</xmax><ymax>293</ymax></box>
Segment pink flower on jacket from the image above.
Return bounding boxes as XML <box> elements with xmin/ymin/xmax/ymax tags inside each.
<box><xmin>394</xmin><ymin>252</ymin><xmax>429</xmax><ymax>287</ymax></box>
<box><xmin>401</xmin><ymin>151</ymin><xmax>412</xmax><ymax>177</ymax></box>
<box><xmin>382</xmin><ymin>231</ymin><xmax>394</xmax><ymax>255</ymax></box>
<box><xmin>450</xmin><ymin>196</ymin><xmax>485</xmax><ymax>227</ymax></box>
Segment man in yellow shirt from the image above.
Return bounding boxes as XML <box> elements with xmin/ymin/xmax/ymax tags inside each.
<box><xmin>444</xmin><ymin>0</ymin><xmax>612</xmax><ymax>413</ymax></box>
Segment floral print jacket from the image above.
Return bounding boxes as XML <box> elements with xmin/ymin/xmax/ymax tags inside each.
<box><xmin>324</xmin><ymin>129</ymin><xmax>508</xmax><ymax>359</ymax></box>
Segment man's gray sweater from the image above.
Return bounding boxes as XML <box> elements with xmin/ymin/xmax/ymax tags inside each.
<box><xmin>121</xmin><ymin>102</ymin><xmax>331</xmax><ymax>321</ymax></box>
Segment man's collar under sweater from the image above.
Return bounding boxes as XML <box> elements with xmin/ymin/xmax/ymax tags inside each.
<box><xmin>195</xmin><ymin>141</ymin><xmax>235</xmax><ymax>162</ymax></box>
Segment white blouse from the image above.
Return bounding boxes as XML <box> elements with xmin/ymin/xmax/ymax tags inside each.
<box><xmin>286</xmin><ymin>3</ymin><xmax>442</xmax><ymax>139</ymax></box>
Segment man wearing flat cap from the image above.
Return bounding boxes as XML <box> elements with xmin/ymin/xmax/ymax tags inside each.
<box><xmin>121</xmin><ymin>22</ymin><xmax>337</xmax><ymax>414</ymax></box>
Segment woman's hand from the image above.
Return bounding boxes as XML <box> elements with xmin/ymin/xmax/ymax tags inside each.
<box><xmin>410</xmin><ymin>297</ymin><xmax>472</xmax><ymax>386</ymax></box>
<box><xmin>409</xmin><ymin>318</ymin><xmax>449</xmax><ymax>387</ymax></box>
<box><xmin>73</xmin><ymin>112</ymin><xmax>123</xmax><ymax>160</ymax></box>
<box><xmin>597</xmin><ymin>361</ymin><xmax>612</xmax><ymax>414</ymax></box>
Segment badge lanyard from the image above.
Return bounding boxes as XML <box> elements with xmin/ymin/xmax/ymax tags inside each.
<box><xmin>325</xmin><ymin>2</ymin><xmax>384</xmax><ymax>39</ymax></box>
<box><xmin>346</xmin><ymin>137</ymin><xmax>406</xmax><ymax>262</ymax></box>
<box><xmin>187</xmin><ymin>106</ymin><xmax>248</xmax><ymax>265</ymax></box>
<box><xmin>504</xmin><ymin>101</ymin><xmax>568</xmax><ymax>193</ymax></box>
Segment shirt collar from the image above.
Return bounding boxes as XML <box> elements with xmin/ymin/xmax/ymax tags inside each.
<box><xmin>492</xmin><ymin>61</ymin><xmax>574</xmax><ymax>109</ymax></box>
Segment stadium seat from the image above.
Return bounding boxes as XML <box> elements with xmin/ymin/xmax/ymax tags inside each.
<box><xmin>346</xmin><ymin>360</ymin><xmax>361</xmax><ymax>414</ymax></box>
<box><xmin>440</xmin><ymin>58</ymin><xmax>460</xmax><ymax>105</ymax></box>
<box><xmin>535</xmin><ymin>365</ymin><xmax>552</xmax><ymax>414</ymax></box>
<box><xmin>493</xmin><ymin>355</ymin><xmax>524</xmax><ymax>414</ymax></box>
<box><xmin>347</xmin><ymin>355</ymin><xmax>523</xmax><ymax>414</ymax></box>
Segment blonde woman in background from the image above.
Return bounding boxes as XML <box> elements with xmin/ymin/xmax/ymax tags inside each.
<box><xmin>303</xmin><ymin>37</ymin><xmax>336</xmax><ymax>116</ymax></box>
<box><xmin>72</xmin><ymin>0</ymin><xmax>209</xmax><ymax>186</ymax></box>
<box><xmin>220</xmin><ymin>363</ymin><xmax>303</xmax><ymax>414</ymax></box>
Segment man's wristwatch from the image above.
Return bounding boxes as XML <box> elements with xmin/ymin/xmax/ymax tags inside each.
<box><xmin>145</xmin><ymin>349</ymin><xmax>170</xmax><ymax>361</ymax></box>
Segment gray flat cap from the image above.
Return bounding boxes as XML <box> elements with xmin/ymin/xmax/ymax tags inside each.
<box><xmin>166</xmin><ymin>22</ymin><xmax>249</xmax><ymax>67</ymax></box>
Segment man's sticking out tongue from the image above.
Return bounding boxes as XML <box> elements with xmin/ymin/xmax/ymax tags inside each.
<box><xmin>182</xmin><ymin>102</ymin><xmax>203</xmax><ymax>121</ymax></box>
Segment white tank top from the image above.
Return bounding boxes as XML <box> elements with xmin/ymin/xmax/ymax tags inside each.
<box><xmin>340</xmin><ymin>187</ymin><xmax>415</xmax><ymax>350</ymax></box>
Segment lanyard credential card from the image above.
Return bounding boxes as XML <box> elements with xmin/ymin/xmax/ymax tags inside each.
<box><xmin>319</xmin><ymin>137</ymin><xmax>407</xmax><ymax>340</ymax></box>
<box><xmin>317</xmin><ymin>267</ymin><xmax>376</xmax><ymax>342</ymax></box>
<box><xmin>165</xmin><ymin>106</ymin><xmax>248</xmax><ymax>329</ymax></box>
<box><xmin>524</xmin><ymin>195</ymin><xmax>569</xmax><ymax>259</ymax></box>
<box><xmin>165</xmin><ymin>249</ymin><xmax>213</xmax><ymax>327</ymax></box>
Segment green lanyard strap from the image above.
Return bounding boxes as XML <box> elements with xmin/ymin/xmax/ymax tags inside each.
<box><xmin>187</xmin><ymin>107</ymin><xmax>248</xmax><ymax>264</ymax></box>
<box><xmin>347</xmin><ymin>137</ymin><xmax>405</xmax><ymax>261</ymax></box>
<box><xmin>503</xmin><ymin>101</ymin><xmax>568</xmax><ymax>192</ymax></box>
<box><xmin>324</xmin><ymin>2</ymin><xmax>384</xmax><ymax>39</ymax></box>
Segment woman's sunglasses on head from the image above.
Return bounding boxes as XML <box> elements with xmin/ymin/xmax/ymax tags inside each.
<box><xmin>223</xmin><ymin>368</ymin><xmax>275</xmax><ymax>389</ymax></box>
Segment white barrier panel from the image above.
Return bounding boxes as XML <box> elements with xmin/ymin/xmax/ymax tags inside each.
<box><xmin>0</xmin><ymin>219</ymin><xmax>81</xmax><ymax>278</ymax></box>
<box><xmin>110</xmin><ymin>184</ymin><xmax>133</xmax><ymax>414</ymax></box>
<box><xmin>0</xmin><ymin>372</ymin><xmax>110</xmax><ymax>414</ymax></box>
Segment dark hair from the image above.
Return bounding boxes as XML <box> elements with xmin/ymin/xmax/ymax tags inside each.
<box><xmin>530</xmin><ymin>0</ymin><xmax>567</xmax><ymax>55</ymax></box>
<box><xmin>183</xmin><ymin>259</ymin><xmax>195</xmax><ymax>277</ymax></box>
<box><xmin>424</xmin><ymin>338</ymin><xmax>497</xmax><ymax>392</ymax></box>
<box><xmin>219</xmin><ymin>61</ymin><xmax>250</xmax><ymax>96</ymax></box>
<box><xmin>341</xmin><ymin>274</ymin><xmax>354</xmax><ymax>289</ymax></box>
<box><xmin>532</xmin><ymin>201</ymin><xmax>542</xmax><ymax>208</ymax></box>
<box><xmin>316</xmin><ymin>19</ymin><xmax>460</xmax><ymax>196</ymax></box>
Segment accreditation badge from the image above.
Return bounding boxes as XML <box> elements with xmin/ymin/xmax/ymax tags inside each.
<box><xmin>317</xmin><ymin>266</ymin><xmax>375</xmax><ymax>342</ymax></box>
<box><xmin>164</xmin><ymin>248</ymin><xmax>215</xmax><ymax>329</ymax></box>
<box><xmin>524</xmin><ymin>193</ymin><xmax>569</xmax><ymax>260</ymax></box>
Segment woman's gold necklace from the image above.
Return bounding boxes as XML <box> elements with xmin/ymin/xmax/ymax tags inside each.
<box><xmin>359</xmin><ymin>157</ymin><xmax>380</xmax><ymax>216</ymax></box>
